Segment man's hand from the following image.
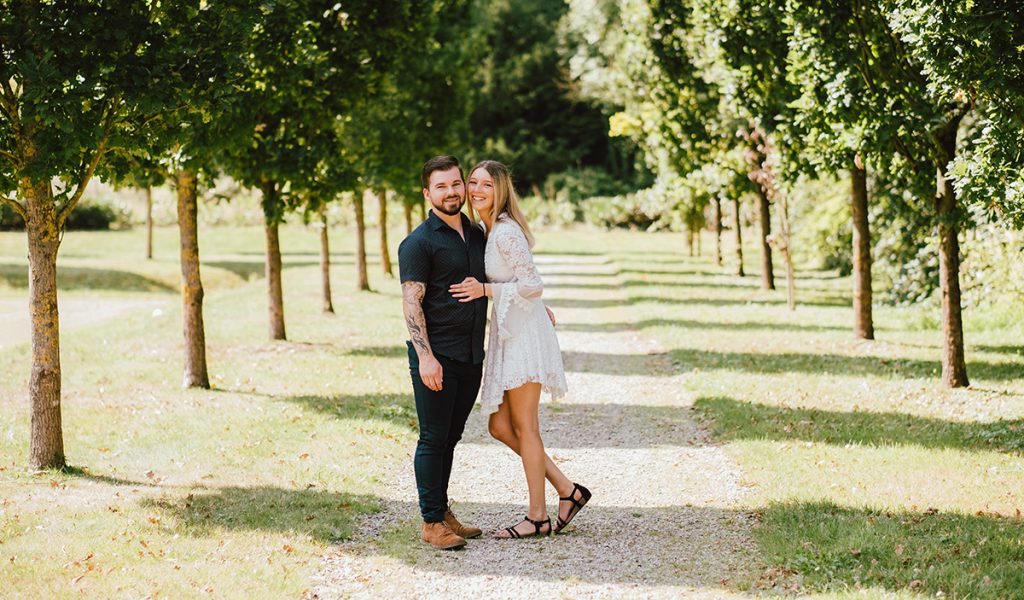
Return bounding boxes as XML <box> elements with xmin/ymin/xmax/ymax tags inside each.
<box><xmin>403</xmin><ymin>280</ymin><xmax>442</xmax><ymax>390</ymax></box>
<box><xmin>419</xmin><ymin>353</ymin><xmax>443</xmax><ymax>392</ymax></box>
<box><xmin>545</xmin><ymin>304</ymin><xmax>556</xmax><ymax>326</ymax></box>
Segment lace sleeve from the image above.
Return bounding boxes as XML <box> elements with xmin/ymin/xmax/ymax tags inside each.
<box><xmin>494</xmin><ymin>222</ymin><xmax>543</xmax><ymax>299</ymax></box>
<box><xmin>490</xmin><ymin>221</ymin><xmax>542</xmax><ymax>341</ymax></box>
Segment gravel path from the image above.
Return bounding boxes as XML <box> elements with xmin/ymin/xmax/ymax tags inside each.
<box><xmin>309</xmin><ymin>254</ymin><xmax>762</xmax><ymax>599</ymax></box>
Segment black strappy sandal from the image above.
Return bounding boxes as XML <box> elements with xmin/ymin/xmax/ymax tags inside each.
<box><xmin>495</xmin><ymin>515</ymin><xmax>551</xmax><ymax>539</ymax></box>
<box><xmin>554</xmin><ymin>483</ymin><xmax>592</xmax><ymax>534</ymax></box>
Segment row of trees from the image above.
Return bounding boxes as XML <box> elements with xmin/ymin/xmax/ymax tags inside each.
<box><xmin>562</xmin><ymin>0</ymin><xmax>1023</xmax><ymax>388</ymax></box>
<box><xmin>0</xmin><ymin>0</ymin><xmax>479</xmax><ymax>469</ymax></box>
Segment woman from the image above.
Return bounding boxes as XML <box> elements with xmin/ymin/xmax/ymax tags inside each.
<box><xmin>449</xmin><ymin>160</ymin><xmax>591</xmax><ymax>538</ymax></box>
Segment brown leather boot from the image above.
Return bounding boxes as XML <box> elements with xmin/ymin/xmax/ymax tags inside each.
<box><xmin>444</xmin><ymin>507</ymin><xmax>482</xmax><ymax>539</ymax></box>
<box><xmin>421</xmin><ymin>521</ymin><xmax>467</xmax><ymax>550</ymax></box>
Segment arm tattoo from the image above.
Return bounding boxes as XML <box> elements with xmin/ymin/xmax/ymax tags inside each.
<box><xmin>402</xmin><ymin>281</ymin><xmax>432</xmax><ymax>358</ymax></box>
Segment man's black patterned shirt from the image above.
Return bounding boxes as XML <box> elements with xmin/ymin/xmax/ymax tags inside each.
<box><xmin>398</xmin><ymin>210</ymin><xmax>487</xmax><ymax>364</ymax></box>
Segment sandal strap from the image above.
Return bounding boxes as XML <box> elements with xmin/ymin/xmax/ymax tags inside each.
<box><xmin>526</xmin><ymin>516</ymin><xmax>550</xmax><ymax>536</ymax></box>
<box><xmin>555</xmin><ymin>483</ymin><xmax>591</xmax><ymax>533</ymax></box>
<box><xmin>505</xmin><ymin>526</ymin><xmax>522</xmax><ymax>539</ymax></box>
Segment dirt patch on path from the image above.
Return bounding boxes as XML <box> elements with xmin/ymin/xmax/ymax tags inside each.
<box><xmin>308</xmin><ymin>254</ymin><xmax>763</xmax><ymax>599</ymax></box>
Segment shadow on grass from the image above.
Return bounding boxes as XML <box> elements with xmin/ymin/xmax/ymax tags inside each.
<box><xmin>203</xmin><ymin>260</ymin><xmax>322</xmax><ymax>281</ymax></box>
<box><xmin>557</xmin><ymin>317</ymin><xmax>848</xmax><ymax>334</ymax></box>
<box><xmin>559</xmin><ymin>346</ymin><xmax>1021</xmax><ymax>381</ymax></box>
<box><xmin>343</xmin><ymin>345</ymin><xmax>406</xmax><ymax>359</ymax></box>
<box><xmin>282</xmin><ymin>392</ymin><xmax>417</xmax><ymax>431</ymax></box>
<box><xmin>622</xmin><ymin>278</ymin><xmax>849</xmax><ymax>298</ymax></box>
<box><xmin>546</xmin><ymin>297</ymin><xmax>627</xmax><ymax>309</ymax></box>
<box><xmin>545</xmin><ymin>281</ymin><xmax>622</xmax><ymax>291</ymax></box>
<box><xmin>533</xmin><ymin>250</ymin><xmax>605</xmax><ymax>258</ymax></box>
<box><xmin>619</xmin><ymin>266</ymin><xmax>735</xmax><ymax>277</ymax></box>
<box><xmin>203</xmin><ymin>260</ymin><xmax>266</xmax><ymax>281</ymax></box>
<box><xmin>535</xmin><ymin>269</ymin><xmax>622</xmax><ymax>278</ymax></box>
<box><xmin>60</xmin><ymin>465</ymin><xmax>160</xmax><ymax>487</ymax></box>
<box><xmin>142</xmin><ymin>486</ymin><xmax>381</xmax><ymax>543</ymax></box>
<box><xmin>694</xmin><ymin>396</ymin><xmax>1024</xmax><ymax>454</ymax></box>
<box><xmin>757</xmin><ymin>500</ymin><xmax>1024</xmax><ymax>599</ymax></box>
<box><xmin>546</xmin><ymin>294</ymin><xmax>852</xmax><ymax>309</ymax></box>
<box><xmin>975</xmin><ymin>344</ymin><xmax>1024</xmax><ymax>356</ymax></box>
<box><xmin>0</xmin><ymin>263</ymin><xmax>175</xmax><ymax>292</ymax></box>
<box><xmin>670</xmin><ymin>294</ymin><xmax>853</xmax><ymax>309</ymax></box>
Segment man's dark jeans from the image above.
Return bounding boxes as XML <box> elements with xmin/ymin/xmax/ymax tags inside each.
<box><xmin>408</xmin><ymin>343</ymin><xmax>482</xmax><ymax>523</ymax></box>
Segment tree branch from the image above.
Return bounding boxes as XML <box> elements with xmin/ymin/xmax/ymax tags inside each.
<box><xmin>0</xmin><ymin>84</ymin><xmax>21</xmax><ymax>134</ymax></box>
<box><xmin>0</xmin><ymin>194</ymin><xmax>27</xmax><ymax>221</ymax></box>
<box><xmin>0</xmin><ymin>148</ymin><xmax>19</xmax><ymax>166</ymax></box>
<box><xmin>56</xmin><ymin>96</ymin><xmax>120</xmax><ymax>229</ymax></box>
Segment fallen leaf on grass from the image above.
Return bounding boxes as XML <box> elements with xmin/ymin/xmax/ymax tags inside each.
<box><xmin>282</xmin><ymin>544</ymin><xmax>294</xmax><ymax>553</ymax></box>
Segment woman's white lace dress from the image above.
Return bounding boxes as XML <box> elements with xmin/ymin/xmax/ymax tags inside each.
<box><xmin>479</xmin><ymin>215</ymin><xmax>568</xmax><ymax>415</ymax></box>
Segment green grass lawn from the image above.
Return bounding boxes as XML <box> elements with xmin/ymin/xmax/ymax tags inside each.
<box><xmin>1</xmin><ymin>222</ymin><xmax>1022</xmax><ymax>598</ymax></box>
<box><xmin>0</xmin><ymin>223</ymin><xmax>416</xmax><ymax>598</ymax></box>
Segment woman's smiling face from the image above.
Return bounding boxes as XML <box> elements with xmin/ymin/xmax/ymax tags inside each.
<box><xmin>468</xmin><ymin>167</ymin><xmax>494</xmax><ymax>214</ymax></box>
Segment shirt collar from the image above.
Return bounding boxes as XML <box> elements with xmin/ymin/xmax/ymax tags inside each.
<box><xmin>427</xmin><ymin>209</ymin><xmax>472</xmax><ymax>233</ymax></box>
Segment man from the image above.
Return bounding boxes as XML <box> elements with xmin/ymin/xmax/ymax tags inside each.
<box><xmin>399</xmin><ymin>155</ymin><xmax>487</xmax><ymax>550</ymax></box>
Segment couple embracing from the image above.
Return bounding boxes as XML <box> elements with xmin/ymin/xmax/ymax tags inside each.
<box><xmin>399</xmin><ymin>155</ymin><xmax>592</xmax><ymax>550</ymax></box>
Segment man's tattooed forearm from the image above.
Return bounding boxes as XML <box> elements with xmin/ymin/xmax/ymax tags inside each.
<box><xmin>402</xmin><ymin>282</ymin><xmax>431</xmax><ymax>356</ymax></box>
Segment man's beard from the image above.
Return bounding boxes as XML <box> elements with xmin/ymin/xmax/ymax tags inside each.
<box><xmin>433</xmin><ymin>195</ymin><xmax>465</xmax><ymax>216</ymax></box>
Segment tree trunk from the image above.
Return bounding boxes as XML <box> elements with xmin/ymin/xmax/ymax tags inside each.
<box><xmin>355</xmin><ymin>190</ymin><xmax>370</xmax><ymax>291</ymax></box>
<box><xmin>936</xmin><ymin>123</ymin><xmax>969</xmax><ymax>387</ymax></box>
<box><xmin>261</xmin><ymin>180</ymin><xmax>286</xmax><ymax>340</ymax></box>
<box><xmin>319</xmin><ymin>209</ymin><xmax>334</xmax><ymax>314</ymax></box>
<box><xmin>757</xmin><ymin>187</ymin><xmax>775</xmax><ymax>290</ymax></box>
<box><xmin>733</xmin><ymin>198</ymin><xmax>744</xmax><ymax>277</ymax></box>
<box><xmin>24</xmin><ymin>179</ymin><xmax>65</xmax><ymax>469</ymax></box>
<box><xmin>404</xmin><ymin>201</ymin><xmax>413</xmax><ymax>235</ymax></box>
<box><xmin>145</xmin><ymin>186</ymin><xmax>154</xmax><ymax>260</ymax></box>
<box><xmin>696</xmin><ymin>227</ymin><xmax>702</xmax><ymax>256</ymax></box>
<box><xmin>418</xmin><ymin>200</ymin><xmax>426</xmax><ymax>221</ymax></box>
<box><xmin>777</xmin><ymin>193</ymin><xmax>796</xmax><ymax>310</ymax></box>
<box><xmin>378</xmin><ymin>189</ymin><xmax>393</xmax><ymax>277</ymax></box>
<box><xmin>688</xmin><ymin>228</ymin><xmax>695</xmax><ymax>257</ymax></box>
<box><xmin>713</xmin><ymin>197</ymin><xmax>722</xmax><ymax>266</ymax></box>
<box><xmin>851</xmin><ymin>159</ymin><xmax>874</xmax><ymax>339</ymax></box>
<box><xmin>176</xmin><ymin>169</ymin><xmax>210</xmax><ymax>389</ymax></box>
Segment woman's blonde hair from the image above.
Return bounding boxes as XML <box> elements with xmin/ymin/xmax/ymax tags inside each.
<box><xmin>471</xmin><ymin>160</ymin><xmax>535</xmax><ymax>248</ymax></box>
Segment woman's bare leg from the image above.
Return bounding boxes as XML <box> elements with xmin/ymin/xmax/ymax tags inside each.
<box><xmin>488</xmin><ymin>392</ymin><xmax>573</xmax><ymax>497</ymax></box>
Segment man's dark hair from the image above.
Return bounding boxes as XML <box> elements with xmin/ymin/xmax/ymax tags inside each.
<box><xmin>421</xmin><ymin>155</ymin><xmax>464</xmax><ymax>189</ymax></box>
